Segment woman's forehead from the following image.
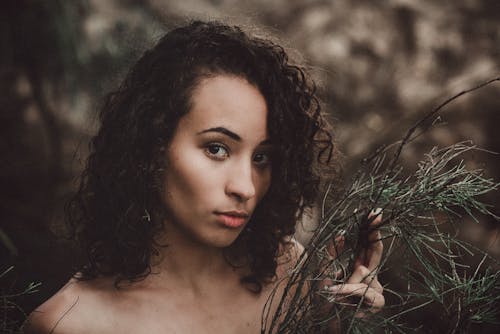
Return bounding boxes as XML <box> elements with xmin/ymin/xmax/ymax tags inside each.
<box><xmin>181</xmin><ymin>75</ymin><xmax>269</xmax><ymax>143</ymax></box>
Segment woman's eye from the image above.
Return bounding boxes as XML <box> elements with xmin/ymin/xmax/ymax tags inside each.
<box><xmin>205</xmin><ymin>143</ymin><xmax>229</xmax><ymax>160</ymax></box>
<box><xmin>253</xmin><ymin>152</ymin><xmax>271</xmax><ymax>166</ymax></box>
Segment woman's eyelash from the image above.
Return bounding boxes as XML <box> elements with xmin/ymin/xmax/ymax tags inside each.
<box><xmin>253</xmin><ymin>151</ymin><xmax>273</xmax><ymax>165</ymax></box>
<box><xmin>204</xmin><ymin>143</ymin><xmax>229</xmax><ymax>160</ymax></box>
<box><xmin>204</xmin><ymin>142</ymin><xmax>273</xmax><ymax>166</ymax></box>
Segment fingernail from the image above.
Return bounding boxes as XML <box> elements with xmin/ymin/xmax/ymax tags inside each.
<box><xmin>327</xmin><ymin>285</ymin><xmax>341</xmax><ymax>292</ymax></box>
<box><xmin>338</xmin><ymin>229</ymin><xmax>346</xmax><ymax>236</ymax></box>
<box><xmin>371</xmin><ymin>208</ymin><xmax>382</xmax><ymax>215</ymax></box>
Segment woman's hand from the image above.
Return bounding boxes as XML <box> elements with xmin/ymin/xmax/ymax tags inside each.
<box><xmin>323</xmin><ymin>209</ymin><xmax>385</xmax><ymax>317</ymax></box>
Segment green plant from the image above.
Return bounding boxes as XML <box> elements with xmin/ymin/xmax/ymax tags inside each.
<box><xmin>263</xmin><ymin>78</ymin><xmax>500</xmax><ymax>333</ymax></box>
<box><xmin>1</xmin><ymin>266</ymin><xmax>40</xmax><ymax>333</ymax></box>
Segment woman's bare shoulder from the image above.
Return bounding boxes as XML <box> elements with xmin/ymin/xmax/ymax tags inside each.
<box><xmin>22</xmin><ymin>276</ymin><xmax>114</xmax><ymax>334</ymax></box>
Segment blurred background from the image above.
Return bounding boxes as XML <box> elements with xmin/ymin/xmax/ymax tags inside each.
<box><xmin>1</xmin><ymin>0</ymin><xmax>499</xmax><ymax>332</ymax></box>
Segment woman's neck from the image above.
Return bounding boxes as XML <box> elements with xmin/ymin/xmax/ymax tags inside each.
<box><xmin>149</xmin><ymin>221</ymin><xmax>242</xmax><ymax>295</ymax></box>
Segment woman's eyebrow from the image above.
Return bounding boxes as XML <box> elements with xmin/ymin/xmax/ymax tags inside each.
<box><xmin>197</xmin><ymin>126</ymin><xmax>272</xmax><ymax>146</ymax></box>
<box><xmin>197</xmin><ymin>127</ymin><xmax>241</xmax><ymax>141</ymax></box>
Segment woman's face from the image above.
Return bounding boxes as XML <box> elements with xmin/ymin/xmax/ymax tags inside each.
<box><xmin>163</xmin><ymin>75</ymin><xmax>272</xmax><ymax>248</ymax></box>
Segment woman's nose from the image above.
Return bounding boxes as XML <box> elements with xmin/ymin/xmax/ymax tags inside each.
<box><xmin>225</xmin><ymin>161</ymin><xmax>256</xmax><ymax>202</ymax></box>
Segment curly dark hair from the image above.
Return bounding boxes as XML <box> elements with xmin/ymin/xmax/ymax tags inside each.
<box><xmin>67</xmin><ymin>20</ymin><xmax>335</xmax><ymax>292</ymax></box>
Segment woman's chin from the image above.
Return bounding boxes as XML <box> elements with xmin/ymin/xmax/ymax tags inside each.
<box><xmin>210</xmin><ymin>234</ymin><xmax>242</xmax><ymax>249</ymax></box>
<box><xmin>194</xmin><ymin>228</ymin><xmax>244</xmax><ymax>249</ymax></box>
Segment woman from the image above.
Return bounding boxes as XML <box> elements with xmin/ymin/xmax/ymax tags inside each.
<box><xmin>24</xmin><ymin>20</ymin><xmax>384</xmax><ymax>333</ymax></box>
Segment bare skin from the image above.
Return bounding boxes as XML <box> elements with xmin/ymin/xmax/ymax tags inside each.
<box><xmin>22</xmin><ymin>247</ymin><xmax>301</xmax><ymax>334</ymax></box>
<box><xmin>23</xmin><ymin>235</ymin><xmax>382</xmax><ymax>334</ymax></box>
<box><xmin>23</xmin><ymin>75</ymin><xmax>384</xmax><ymax>333</ymax></box>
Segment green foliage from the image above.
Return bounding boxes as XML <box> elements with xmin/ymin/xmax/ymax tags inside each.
<box><xmin>265</xmin><ymin>142</ymin><xmax>499</xmax><ymax>333</ymax></box>
<box><xmin>263</xmin><ymin>80</ymin><xmax>500</xmax><ymax>333</ymax></box>
<box><xmin>0</xmin><ymin>267</ymin><xmax>41</xmax><ymax>333</ymax></box>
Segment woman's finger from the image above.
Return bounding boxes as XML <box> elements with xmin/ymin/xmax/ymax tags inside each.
<box><xmin>347</xmin><ymin>264</ymin><xmax>373</xmax><ymax>284</ymax></box>
<box><xmin>327</xmin><ymin>283</ymin><xmax>385</xmax><ymax>311</ymax></box>
<box><xmin>354</xmin><ymin>209</ymin><xmax>382</xmax><ymax>268</ymax></box>
<box><xmin>365</xmin><ymin>209</ymin><xmax>384</xmax><ymax>272</ymax></box>
<box><xmin>327</xmin><ymin>233</ymin><xmax>345</xmax><ymax>259</ymax></box>
<box><xmin>362</xmin><ymin>276</ymin><xmax>383</xmax><ymax>294</ymax></box>
<box><xmin>366</xmin><ymin>230</ymin><xmax>383</xmax><ymax>272</ymax></box>
<box><xmin>346</xmin><ymin>265</ymin><xmax>378</xmax><ymax>285</ymax></box>
<box><xmin>346</xmin><ymin>264</ymin><xmax>383</xmax><ymax>293</ymax></box>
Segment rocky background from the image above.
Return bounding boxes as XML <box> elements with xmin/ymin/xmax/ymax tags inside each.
<box><xmin>1</xmin><ymin>0</ymin><xmax>499</xmax><ymax>332</ymax></box>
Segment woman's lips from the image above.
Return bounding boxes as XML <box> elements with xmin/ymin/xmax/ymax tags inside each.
<box><xmin>215</xmin><ymin>211</ymin><xmax>249</xmax><ymax>228</ymax></box>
